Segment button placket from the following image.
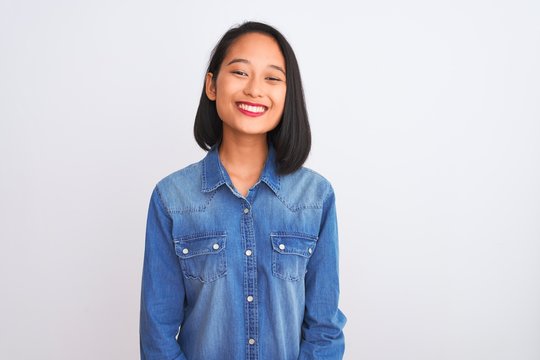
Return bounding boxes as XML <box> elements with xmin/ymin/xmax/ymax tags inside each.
<box><xmin>241</xmin><ymin>200</ymin><xmax>258</xmax><ymax>359</ymax></box>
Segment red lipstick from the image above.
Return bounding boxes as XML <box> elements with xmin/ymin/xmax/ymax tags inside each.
<box><xmin>236</xmin><ymin>101</ymin><xmax>268</xmax><ymax>117</ymax></box>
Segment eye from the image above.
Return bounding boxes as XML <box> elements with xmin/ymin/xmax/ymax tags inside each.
<box><xmin>266</xmin><ymin>76</ymin><xmax>282</xmax><ymax>82</ymax></box>
<box><xmin>232</xmin><ymin>70</ymin><xmax>248</xmax><ymax>76</ymax></box>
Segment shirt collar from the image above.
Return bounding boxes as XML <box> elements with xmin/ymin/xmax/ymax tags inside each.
<box><xmin>201</xmin><ymin>141</ymin><xmax>280</xmax><ymax>195</ymax></box>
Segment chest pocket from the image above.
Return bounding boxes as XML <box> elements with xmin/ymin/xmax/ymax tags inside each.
<box><xmin>270</xmin><ymin>232</ymin><xmax>318</xmax><ymax>281</ymax></box>
<box><xmin>173</xmin><ymin>231</ymin><xmax>227</xmax><ymax>283</ymax></box>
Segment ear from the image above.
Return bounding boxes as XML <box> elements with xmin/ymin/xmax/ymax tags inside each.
<box><xmin>205</xmin><ymin>72</ymin><xmax>216</xmax><ymax>101</ymax></box>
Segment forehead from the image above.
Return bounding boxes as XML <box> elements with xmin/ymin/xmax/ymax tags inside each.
<box><xmin>223</xmin><ymin>32</ymin><xmax>285</xmax><ymax>67</ymax></box>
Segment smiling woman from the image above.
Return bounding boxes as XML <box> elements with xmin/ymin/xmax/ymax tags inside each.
<box><xmin>140</xmin><ymin>21</ymin><xmax>347</xmax><ymax>360</ymax></box>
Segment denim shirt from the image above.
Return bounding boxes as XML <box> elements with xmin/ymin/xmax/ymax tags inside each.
<box><xmin>140</xmin><ymin>141</ymin><xmax>347</xmax><ymax>360</ymax></box>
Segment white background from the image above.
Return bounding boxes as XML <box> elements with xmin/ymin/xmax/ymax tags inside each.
<box><xmin>1</xmin><ymin>0</ymin><xmax>539</xmax><ymax>359</ymax></box>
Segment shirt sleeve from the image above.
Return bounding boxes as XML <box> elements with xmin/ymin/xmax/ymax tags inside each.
<box><xmin>298</xmin><ymin>186</ymin><xmax>347</xmax><ymax>359</ymax></box>
<box><xmin>140</xmin><ymin>186</ymin><xmax>187</xmax><ymax>360</ymax></box>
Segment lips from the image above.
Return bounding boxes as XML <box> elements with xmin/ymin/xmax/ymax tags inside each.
<box><xmin>236</xmin><ymin>101</ymin><xmax>268</xmax><ymax>117</ymax></box>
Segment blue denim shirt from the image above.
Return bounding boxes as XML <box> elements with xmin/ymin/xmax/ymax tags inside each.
<box><xmin>140</xmin><ymin>141</ymin><xmax>346</xmax><ymax>360</ymax></box>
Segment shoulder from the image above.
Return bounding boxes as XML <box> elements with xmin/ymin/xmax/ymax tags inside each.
<box><xmin>152</xmin><ymin>159</ymin><xmax>205</xmax><ymax>213</ymax></box>
<box><xmin>156</xmin><ymin>161</ymin><xmax>201</xmax><ymax>190</ymax></box>
<box><xmin>277</xmin><ymin>166</ymin><xmax>335</xmax><ymax>209</ymax></box>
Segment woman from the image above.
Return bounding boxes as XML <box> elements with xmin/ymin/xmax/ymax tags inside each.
<box><xmin>140</xmin><ymin>21</ymin><xmax>347</xmax><ymax>360</ymax></box>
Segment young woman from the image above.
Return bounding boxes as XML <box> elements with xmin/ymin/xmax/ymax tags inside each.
<box><xmin>140</xmin><ymin>21</ymin><xmax>346</xmax><ymax>360</ymax></box>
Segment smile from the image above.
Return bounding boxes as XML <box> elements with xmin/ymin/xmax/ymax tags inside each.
<box><xmin>236</xmin><ymin>102</ymin><xmax>268</xmax><ymax>117</ymax></box>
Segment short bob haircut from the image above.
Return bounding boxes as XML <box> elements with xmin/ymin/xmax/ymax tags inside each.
<box><xmin>193</xmin><ymin>21</ymin><xmax>311</xmax><ymax>175</ymax></box>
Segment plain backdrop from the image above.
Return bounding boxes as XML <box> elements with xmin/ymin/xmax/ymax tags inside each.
<box><xmin>1</xmin><ymin>0</ymin><xmax>539</xmax><ymax>359</ymax></box>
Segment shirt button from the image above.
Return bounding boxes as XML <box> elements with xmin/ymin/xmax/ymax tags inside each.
<box><xmin>279</xmin><ymin>244</ymin><xmax>285</xmax><ymax>250</ymax></box>
<box><xmin>182</xmin><ymin>248</ymin><xmax>189</xmax><ymax>254</ymax></box>
<box><xmin>248</xmin><ymin>338</ymin><xmax>256</xmax><ymax>345</ymax></box>
<box><xmin>245</xmin><ymin>249</ymin><xmax>252</xmax><ymax>256</ymax></box>
<box><xmin>243</xmin><ymin>208</ymin><xmax>250</xmax><ymax>214</ymax></box>
<box><xmin>247</xmin><ymin>295</ymin><xmax>254</xmax><ymax>302</ymax></box>
<box><xmin>212</xmin><ymin>243</ymin><xmax>220</xmax><ymax>250</ymax></box>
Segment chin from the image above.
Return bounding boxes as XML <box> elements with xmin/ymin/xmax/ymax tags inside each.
<box><xmin>226</xmin><ymin>124</ymin><xmax>272</xmax><ymax>135</ymax></box>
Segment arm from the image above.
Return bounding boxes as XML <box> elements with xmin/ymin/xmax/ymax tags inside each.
<box><xmin>298</xmin><ymin>187</ymin><xmax>347</xmax><ymax>360</ymax></box>
<box><xmin>140</xmin><ymin>186</ymin><xmax>187</xmax><ymax>360</ymax></box>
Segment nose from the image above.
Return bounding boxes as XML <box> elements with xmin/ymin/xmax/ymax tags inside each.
<box><xmin>243</xmin><ymin>76</ymin><xmax>263</xmax><ymax>98</ymax></box>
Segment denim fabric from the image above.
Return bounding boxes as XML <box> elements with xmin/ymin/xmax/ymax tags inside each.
<box><xmin>140</xmin><ymin>141</ymin><xmax>347</xmax><ymax>360</ymax></box>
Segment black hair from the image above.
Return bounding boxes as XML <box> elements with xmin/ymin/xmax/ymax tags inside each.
<box><xmin>193</xmin><ymin>21</ymin><xmax>311</xmax><ymax>175</ymax></box>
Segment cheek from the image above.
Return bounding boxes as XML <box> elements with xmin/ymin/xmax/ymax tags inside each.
<box><xmin>272</xmin><ymin>87</ymin><xmax>287</xmax><ymax>110</ymax></box>
<box><xmin>214</xmin><ymin>81</ymin><xmax>236</xmax><ymax>113</ymax></box>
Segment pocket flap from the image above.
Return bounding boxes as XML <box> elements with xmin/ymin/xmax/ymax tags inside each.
<box><xmin>270</xmin><ymin>232</ymin><xmax>318</xmax><ymax>258</ymax></box>
<box><xmin>174</xmin><ymin>231</ymin><xmax>226</xmax><ymax>259</ymax></box>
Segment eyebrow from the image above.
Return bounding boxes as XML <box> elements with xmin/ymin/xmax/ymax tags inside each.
<box><xmin>226</xmin><ymin>58</ymin><xmax>286</xmax><ymax>75</ymax></box>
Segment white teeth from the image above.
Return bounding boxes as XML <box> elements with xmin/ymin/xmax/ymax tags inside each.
<box><xmin>238</xmin><ymin>103</ymin><xmax>266</xmax><ymax>113</ymax></box>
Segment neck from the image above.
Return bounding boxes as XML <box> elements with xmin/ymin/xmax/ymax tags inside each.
<box><xmin>218</xmin><ymin>136</ymin><xmax>268</xmax><ymax>179</ymax></box>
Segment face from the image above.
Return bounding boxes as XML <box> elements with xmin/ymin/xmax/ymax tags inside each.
<box><xmin>205</xmin><ymin>32</ymin><xmax>287</xmax><ymax>142</ymax></box>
